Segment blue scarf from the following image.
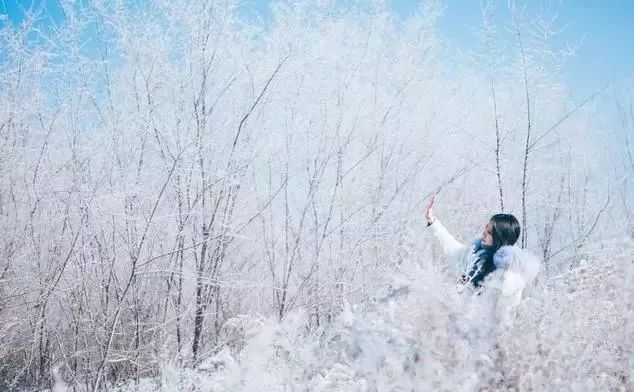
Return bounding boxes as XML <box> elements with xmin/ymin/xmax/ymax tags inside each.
<box><xmin>461</xmin><ymin>238</ymin><xmax>497</xmax><ymax>289</ymax></box>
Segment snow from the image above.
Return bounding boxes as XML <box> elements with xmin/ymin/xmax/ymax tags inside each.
<box><xmin>111</xmin><ymin>259</ymin><xmax>632</xmax><ymax>391</ymax></box>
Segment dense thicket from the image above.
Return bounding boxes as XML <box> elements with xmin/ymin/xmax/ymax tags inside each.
<box><xmin>0</xmin><ymin>1</ymin><xmax>631</xmax><ymax>390</ymax></box>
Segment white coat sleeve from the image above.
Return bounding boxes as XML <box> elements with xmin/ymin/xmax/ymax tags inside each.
<box><xmin>493</xmin><ymin>246</ymin><xmax>541</xmax><ymax>325</ymax></box>
<box><xmin>495</xmin><ymin>270</ymin><xmax>525</xmax><ymax>325</ymax></box>
<box><xmin>428</xmin><ymin>219</ymin><xmax>469</xmax><ymax>274</ymax></box>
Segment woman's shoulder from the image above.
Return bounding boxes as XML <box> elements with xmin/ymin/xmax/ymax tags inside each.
<box><xmin>493</xmin><ymin>245</ymin><xmax>541</xmax><ymax>284</ymax></box>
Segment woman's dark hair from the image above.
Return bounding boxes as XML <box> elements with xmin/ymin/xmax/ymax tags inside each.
<box><xmin>488</xmin><ymin>213</ymin><xmax>521</xmax><ymax>250</ymax></box>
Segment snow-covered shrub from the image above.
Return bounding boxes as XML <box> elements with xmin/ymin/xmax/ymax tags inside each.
<box><xmin>112</xmin><ymin>255</ymin><xmax>631</xmax><ymax>392</ymax></box>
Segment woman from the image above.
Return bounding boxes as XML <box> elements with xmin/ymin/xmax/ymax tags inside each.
<box><xmin>425</xmin><ymin>195</ymin><xmax>540</xmax><ymax>324</ymax></box>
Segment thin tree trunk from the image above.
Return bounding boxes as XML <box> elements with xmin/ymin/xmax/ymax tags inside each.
<box><xmin>512</xmin><ymin>5</ymin><xmax>532</xmax><ymax>248</ymax></box>
<box><xmin>191</xmin><ymin>231</ymin><xmax>209</xmax><ymax>363</ymax></box>
<box><xmin>482</xmin><ymin>2</ymin><xmax>505</xmax><ymax>211</ymax></box>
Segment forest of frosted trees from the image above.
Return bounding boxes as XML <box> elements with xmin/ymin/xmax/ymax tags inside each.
<box><xmin>0</xmin><ymin>0</ymin><xmax>632</xmax><ymax>391</ymax></box>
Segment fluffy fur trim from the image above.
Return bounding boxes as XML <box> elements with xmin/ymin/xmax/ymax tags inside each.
<box><xmin>493</xmin><ymin>245</ymin><xmax>541</xmax><ymax>284</ymax></box>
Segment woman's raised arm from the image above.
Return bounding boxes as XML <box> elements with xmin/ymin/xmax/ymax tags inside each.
<box><xmin>425</xmin><ymin>195</ymin><xmax>469</xmax><ymax>273</ymax></box>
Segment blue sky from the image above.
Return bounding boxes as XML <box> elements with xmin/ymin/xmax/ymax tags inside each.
<box><xmin>2</xmin><ymin>0</ymin><xmax>632</xmax><ymax>101</ymax></box>
<box><xmin>420</xmin><ymin>0</ymin><xmax>634</xmax><ymax>101</ymax></box>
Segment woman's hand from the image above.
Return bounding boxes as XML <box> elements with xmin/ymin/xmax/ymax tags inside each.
<box><xmin>425</xmin><ymin>194</ymin><xmax>436</xmax><ymax>224</ymax></box>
